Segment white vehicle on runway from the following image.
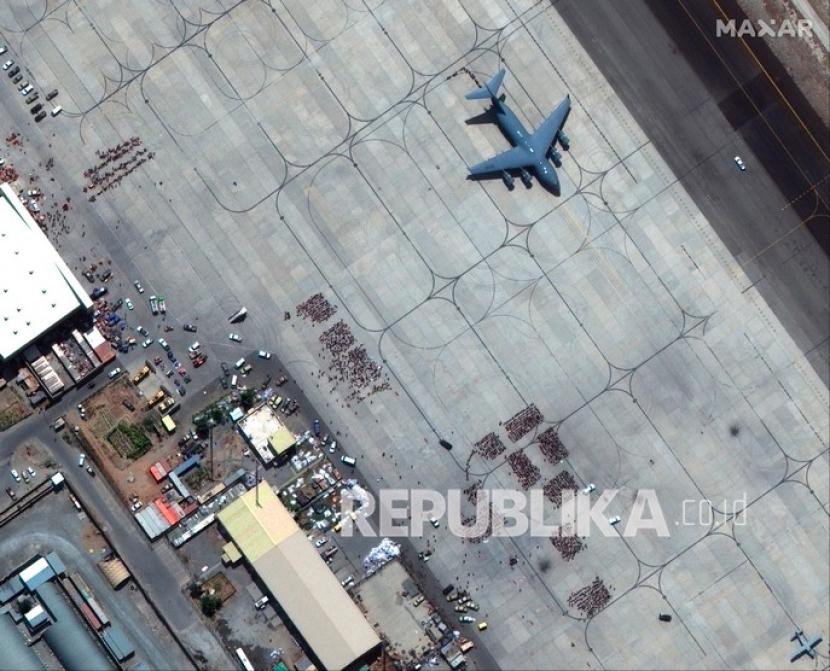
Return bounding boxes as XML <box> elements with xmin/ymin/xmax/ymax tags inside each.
<box><xmin>734</xmin><ymin>156</ymin><xmax>746</xmax><ymax>171</ymax></box>
<box><xmin>125</xmin><ymin>298</ymin><xmax>133</xmax><ymax>310</ymax></box>
<box><xmin>257</xmin><ymin>350</ymin><xmax>271</xmax><ymax>359</ymax></box>
<box><xmin>78</xmin><ymin>454</ymin><xmax>86</xmax><ymax>467</ymax></box>
<box><xmin>10</xmin><ymin>468</ymin><xmax>20</xmax><ymax>482</ymax></box>
<box><xmin>228</xmin><ymin>333</ymin><xmax>242</xmax><ymax>343</ymax></box>
<box><xmin>134</xmin><ymin>280</ymin><xmax>144</xmax><ymax>294</ymax></box>
<box><xmin>158</xmin><ymin>338</ymin><xmax>170</xmax><ymax>350</ymax></box>
<box><xmin>27</xmin><ymin>467</ymin><xmax>35</xmax><ymax>479</ymax></box>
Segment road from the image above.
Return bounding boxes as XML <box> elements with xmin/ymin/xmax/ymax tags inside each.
<box><xmin>558</xmin><ymin>0</ymin><xmax>829</xmax><ymax>384</ymax></box>
<box><xmin>0</xmin><ymin>393</ymin><xmax>234</xmax><ymax>669</ymax></box>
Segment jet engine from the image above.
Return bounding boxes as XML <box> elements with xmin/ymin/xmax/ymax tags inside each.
<box><xmin>558</xmin><ymin>131</ymin><xmax>570</xmax><ymax>151</ymax></box>
<box><xmin>549</xmin><ymin>148</ymin><xmax>562</xmax><ymax>167</ymax></box>
<box><xmin>519</xmin><ymin>168</ymin><xmax>533</xmax><ymax>188</ymax></box>
<box><xmin>501</xmin><ymin>170</ymin><xmax>515</xmax><ymax>190</ymax></box>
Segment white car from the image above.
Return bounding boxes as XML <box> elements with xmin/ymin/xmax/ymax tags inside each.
<box><xmin>78</xmin><ymin>453</ymin><xmax>86</xmax><ymax>467</ymax></box>
<box><xmin>2</xmin><ymin>60</ymin><xmax>13</xmax><ymax>70</ymax></box>
<box><xmin>608</xmin><ymin>515</ymin><xmax>621</xmax><ymax>526</ymax></box>
<box><xmin>158</xmin><ymin>338</ymin><xmax>170</xmax><ymax>350</ymax></box>
<box><xmin>125</xmin><ymin>298</ymin><xmax>134</xmax><ymax>311</ymax></box>
<box><xmin>0</xmin><ymin>46</ymin><xmax>7</xmax><ymax>55</ymax></box>
<box><xmin>257</xmin><ymin>350</ymin><xmax>271</xmax><ymax>360</ymax></box>
<box><xmin>134</xmin><ymin>280</ymin><xmax>144</xmax><ymax>294</ymax></box>
<box><xmin>228</xmin><ymin>333</ymin><xmax>242</xmax><ymax>342</ymax></box>
<box><xmin>108</xmin><ymin>367</ymin><xmax>122</xmax><ymax>379</ymax></box>
<box><xmin>582</xmin><ymin>483</ymin><xmax>596</xmax><ymax>494</ymax></box>
<box><xmin>10</xmin><ymin>468</ymin><xmax>20</xmax><ymax>482</ymax></box>
<box><xmin>429</xmin><ymin>515</ymin><xmax>440</xmax><ymax>528</ymax></box>
<box><xmin>188</xmin><ymin>341</ymin><xmax>201</xmax><ymax>354</ymax></box>
<box><xmin>26</xmin><ymin>467</ymin><xmax>35</xmax><ymax>478</ymax></box>
<box><xmin>734</xmin><ymin>156</ymin><xmax>746</xmax><ymax>171</ymax></box>
<box><xmin>142</xmin><ymin>338</ymin><xmax>154</xmax><ymax>348</ymax></box>
<box><xmin>314</xmin><ymin>537</ymin><xmax>328</xmax><ymax>548</ymax></box>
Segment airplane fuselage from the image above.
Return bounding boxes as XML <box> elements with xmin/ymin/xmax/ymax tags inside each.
<box><xmin>492</xmin><ymin>98</ymin><xmax>560</xmax><ymax>193</ymax></box>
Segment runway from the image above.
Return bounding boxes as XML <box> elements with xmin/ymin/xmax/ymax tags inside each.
<box><xmin>558</xmin><ymin>0</ymin><xmax>830</xmax><ymax>384</ymax></box>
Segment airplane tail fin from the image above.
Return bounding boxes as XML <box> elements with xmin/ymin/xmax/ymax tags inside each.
<box><xmin>465</xmin><ymin>69</ymin><xmax>506</xmax><ymax>100</ymax></box>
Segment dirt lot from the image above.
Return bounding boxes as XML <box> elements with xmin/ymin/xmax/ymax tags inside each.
<box><xmin>64</xmin><ymin>375</ymin><xmax>252</xmax><ymax>508</ymax></box>
<box><xmin>0</xmin><ymin>384</ymin><xmax>32</xmax><ymax>431</ymax></box>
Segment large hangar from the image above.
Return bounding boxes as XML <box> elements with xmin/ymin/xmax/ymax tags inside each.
<box><xmin>0</xmin><ymin>182</ymin><xmax>92</xmax><ymax>362</ymax></box>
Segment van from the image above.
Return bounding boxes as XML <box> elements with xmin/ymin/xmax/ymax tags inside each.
<box><xmin>340</xmin><ymin>455</ymin><xmax>356</xmax><ymax>468</ymax></box>
<box><xmin>234</xmin><ymin>357</ymin><xmax>245</xmax><ymax>370</ymax></box>
<box><xmin>254</xmin><ymin>596</ymin><xmax>269</xmax><ymax>610</ymax></box>
<box><xmin>50</xmin><ymin>105</ymin><xmax>62</xmax><ymax>116</ymax></box>
<box><xmin>231</xmin><ymin>375</ymin><xmax>238</xmax><ymax>388</ymax></box>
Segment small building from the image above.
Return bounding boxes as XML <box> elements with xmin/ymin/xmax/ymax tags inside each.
<box><xmin>238</xmin><ymin>403</ymin><xmax>295</xmax><ymax>465</ymax></box>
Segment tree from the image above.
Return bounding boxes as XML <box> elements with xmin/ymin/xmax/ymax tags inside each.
<box><xmin>200</xmin><ymin>594</ymin><xmax>222</xmax><ymax>617</ymax></box>
<box><xmin>240</xmin><ymin>389</ymin><xmax>257</xmax><ymax>409</ymax></box>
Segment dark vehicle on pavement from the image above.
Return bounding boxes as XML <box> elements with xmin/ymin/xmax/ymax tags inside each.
<box><xmin>34</xmin><ymin>112</ymin><xmax>46</xmax><ymax>122</ymax></box>
<box><xmin>45</xmin><ymin>89</ymin><xmax>58</xmax><ymax>100</ymax></box>
<box><xmin>25</xmin><ymin>93</ymin><xmax>38</xmax><ymax>104</ymax></box>
<box><xmin>90</xmin><ymin>286</ymin><xmax>108</xmax><ymax>300</ymax></box>
<box><xmin>183</xmin><ymin>323</ymin><xmax>197</xmax><ymax>332</ymax></box>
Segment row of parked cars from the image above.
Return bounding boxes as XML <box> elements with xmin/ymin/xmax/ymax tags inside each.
<box><xmin>2</xmin><ymin>47</ymin><xmax>61</xmax><ymax>123</ymax></box>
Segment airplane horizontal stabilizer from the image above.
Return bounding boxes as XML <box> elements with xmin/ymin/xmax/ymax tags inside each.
<box><xmin>465</xmin><ymin>69</ymin><xmax>506</xmax><ymax>100</ymax></box>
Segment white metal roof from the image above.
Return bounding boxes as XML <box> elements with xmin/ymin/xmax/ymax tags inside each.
<box><xmin>0</xmin><ymin>183</ymin><xmax>92</xmax><ymax>360</ymax></box>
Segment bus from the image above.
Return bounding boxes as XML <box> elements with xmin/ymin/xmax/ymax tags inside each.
<box><xmin>234</xmin><ymin>648</ymin><xmax>254</xmax><ymax>671</ymax></box>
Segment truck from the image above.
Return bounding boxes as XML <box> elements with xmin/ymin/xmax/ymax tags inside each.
<box><xmin>146</xmin><ymin>390</ymin><xmax>166</xmax><ymax>409</ymax></box>
<box><xmin>53</xmin><ymin>417</ymin><xmax>66</xmax><ymax>431</ymax></box>
<box><xmin>132</xmin><ymin>365</ymin><xmax>150</xmax><ymax>385</ymax></box>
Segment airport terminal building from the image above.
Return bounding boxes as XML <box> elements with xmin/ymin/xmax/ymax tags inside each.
<box><xmin>0</xmin><ymin>182</ymin><xmax>92</xmax><ymax>362</ymax></box>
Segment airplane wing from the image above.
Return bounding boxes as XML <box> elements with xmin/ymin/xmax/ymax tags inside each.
<box><xmin>468</xmin><ymin>145</ymin><xmax>534</xmax><ymax>175</ymax></box>
<box><xmin>528</xmin><ymin>95</ymin><xmax>570</xmax><ymax>156</ymax></box>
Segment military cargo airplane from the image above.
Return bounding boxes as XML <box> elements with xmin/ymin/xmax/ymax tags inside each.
<box><xmin>465</xmin><ymin>69</ymin><xmax>570</xmax><ymax>195</ymax></box>
<box><xmin>789</xmin><ymin>629</ymin><xmax>822</xmax><ymax>662</ymax></box>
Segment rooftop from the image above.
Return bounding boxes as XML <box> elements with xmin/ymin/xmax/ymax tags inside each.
<box><xmin>0</xmin><ymin>183</ymin><xmax>92</xmax><ymax>361</ymax></box>
<box><xmin>218</xmin><ymin>486</ymin><xmax>380</xmax><ymax>670</ymax></box>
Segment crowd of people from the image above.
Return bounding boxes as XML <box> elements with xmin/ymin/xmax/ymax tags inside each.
<box><xmin>301</xmin><ymin>298</ymin><xmax>389</xmax><ymax>402</ymax></box>
<box><xmin>84</xmin><ymin>137</ymin><xmax>153</xmax><ymax>200</ymax></box>
<box><xmin>297</xmin><ymin>292</ymin><xmax>338</xmax><ymax>324</ymax></box>
<box><xmin>475</xmin><ymin>432</ymin><xmax>506</xmax><ymax>460</ymax></box>
<box><xmin>319</xmin><ymin>320</ymin><xmax>354</xmax><ymax>358</ymax></box>
<box><xmin>568</xmin><ymin>577</ymin><xmax>612</xmax><ymax>617</ymax></box>
<box><xmin>551</xmin><ymin>529</ymin><xmax>584</xmax><ymax>562</ymax></box>
<box><xmin>506</xmin><ymin>449</ymin><xmax>541</xmax><ymax>489</ymax></box>
<box><xmin>543</xmin><ymin>470</ymin><xmax>578</xmax><ymax>507</ymax></box>
<box><xmin>504</xmin><ymin>404</ymin><xmax>543</xmax><ymax>442</ymax></box>
<box><xmin>538</xmin><ymin>427</ymin><xmax>568</xmax><ymax>464</ymax></box>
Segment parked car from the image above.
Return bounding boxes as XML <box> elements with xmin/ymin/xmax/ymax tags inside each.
<box><xmin>220</xmin><ymin>376</ymin><xmax>229</xmax><ymax>389</ymax></box>
<box><xmin>78</xmin><ymin>454</ymin><xmax>86</xmax><ymax>467</ymax></box>
<box><xmin>107</xmin><ymin>367</ymin><xmax>122</xmax><ymax>379</ymax></box>
<box><xmin>20</xmin><ymin>84</ymin><xmax>33</xmax><ymax>96</ymax></box>
<box><xmin>2</xmin><ymin>60</ymin><xmax>14</xmax><ymax>70</ymax></box>
<box><xmin>258</xmin><ymin>350</ymin><xmax>272</xmax><ymax>359</ymax></box>
<box><xmin>158</xmin><ymin>338</ymin><xmax>170</xmax><ymax>350</ymax></box>
<box><xmin>7</xmin><ymin>66</ymin><xmax>19</xmax><ymax>78</ymax></box>
<box><xmin>188</xmin><ymin>341</ymin><xmax>201</xmax><ymax>353</ymax></box>
<box><xmin>10</xmin><ymin>469</ymin><xmax>20</xmax><ymax>482</ymax></box>
<box><xmin>158</xmin><ymin>296</ymin><xmax>166</xmax><ymax>314</ymax></box>
<box><xmin>136</xmin><ymin>325</ymin><xmax>148</xmax><ymax>336</ymax></box>
<box><xmin>734</xmin><ymin>156</ymin><xmax>746</xmax><ymax>171</ymax></box>
<box><xmin>142</xmin><ymin>338</ymin><xmax>154</xmax><ymax>348</ymax></box>
<box><xmin>112</xmin><ymin>298</ymin><xmax>123</xmax><ymax>311</ymax></box>
<box><xmin>183</xmin><ymin>323</ymin><xmax>197</xmax><ymax>333</ymax></box>
<box><xmin>221</xmin><ymin>362</ymin><xmax>230</xmax><ymax>375</ymax></box>
<box><xmin>12</xmin><ymin>74</ymin><xmax>21</xmax><ymax>84</ymax></box>
<box><xmin>34</xmin><ymin>112</ymin><xmax>45</xmax><ymax>122</ymax></box>
<box><xmin>30</xmin><ymin>103</ymin><xmax>43</xmax><ymax>115</ymax></box>
<box><xmin>0</xmin><ymin>46</ymin><xmax>6</xmax><ymax>55</ymax></box>
<box><xmin>125</xmin><ymin>298</ymin><xmax>133</xmax><ymax>310</ymax></box>
<box><xmin>149</xmin><ymin>295</ymin><xmax>159</xmax><ymax>314</ymax></box>
<box><xmin>134</xmin><ymin>280</ymin><xmax>144</xmax><ymax>293</ymax></box>
<box><xmin>45</xmin><ymin>89</ymin><xmax>58</xmax><ymax>101</ymax></box>
<box><xmin>90</xmin><ymin>286</ymin><xmax>108</xmax><ymax>300</ymax></box>
<box><xmin>25</xmin><ymin>93</ymin><xmax>38</xmax><ymax>104</ymax></box>
<box><xmin>26</xmin><ymin>467</ymin><xmax>35</xmax><ymax>478</ymax></box>
<box><xmin>177</xmin><ymin>386</ymin><xmax>186</xmax><ymax>397</ymax></box>
<box><xmin>228</xmin><ymin>333</ymin><xmax>242</xmax><ymax>342</ymax></box>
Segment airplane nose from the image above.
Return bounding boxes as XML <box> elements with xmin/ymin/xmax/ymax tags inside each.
<box><xmin>538</xmin><ymin>165</ymin><xmax>560</xmax><ymax>195</ymax></box>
